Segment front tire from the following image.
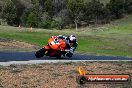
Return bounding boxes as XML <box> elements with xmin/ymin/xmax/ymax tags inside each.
<box><xmin>35</xmin><ymin>48</ymin><xmax>45</xmax><ymax>58</ymax></box>
<box><xmin>66</xmin><ymin>52</ymin><xmax>73</xmax><ymax>58</ymax></box>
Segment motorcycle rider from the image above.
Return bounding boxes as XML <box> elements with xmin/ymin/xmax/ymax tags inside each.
<box><xmin>57</xmin><ymin>34</ymin><xmax>78</xmax><ymax>55</ymax></box>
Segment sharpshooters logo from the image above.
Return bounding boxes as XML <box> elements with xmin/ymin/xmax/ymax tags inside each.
<box><xmin>76</xmin><ymin>67</ymin><xmax>131</xmax><ymax>84</ymax></box>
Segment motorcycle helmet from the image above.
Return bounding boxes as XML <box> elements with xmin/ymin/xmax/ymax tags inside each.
<box><xmin>69</xmin><ymin>34</ymin><xmax>76</xmax><ymax>43</ymax></box>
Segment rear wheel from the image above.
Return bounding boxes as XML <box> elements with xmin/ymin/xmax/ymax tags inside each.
<box><xmin>35</xmin><ymin>48</ymin><xmax>45</xmax><ymax>58</ymax></box>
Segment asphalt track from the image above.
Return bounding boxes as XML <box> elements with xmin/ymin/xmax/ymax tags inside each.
<box><xmin>0</xmin><ymin>51</ymin><xmax>132</xmax><ymax>62</ymax></box>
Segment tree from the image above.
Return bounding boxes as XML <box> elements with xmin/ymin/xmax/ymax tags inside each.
<box><xmin>22</xmin><ymin>0</ymin><xmax>43</xmax><ymax>27</ymax></box>
<box><xmin>44</xmin><ymin>0</ymin><xmax>54</xmax><ymax>17</ymax></box>
<box><xmin>83</xmin><ymin>0</ymin><xmax>110</xmax><ymax>25</ymax></box>
<box><xmin>52</xmin><ymin>9</ymin><xmax>69</xmax><ymax>29</ymax></box>
<box><xmin>11</xmin><ymin>0</ymin><xmax>27</xmax><ymax>26</ymax></box>
<box><xmin>0</xmin><ymin>1</ymin><xmax>4</xmax><ymax>18</ymax></box>
<box><xmin>124</xmin><ymin>0</ymin><xmax>132</xmax><ymax>14</ymax></box>
<box><xmin>38</xmin><ymin>12</ymin><xmax>52</xmax><ymax>29</ymax></box>
<box><xmin>53</xmin><ymin>0</ymin><xmax>66</xmax><ymax>15</ymax></box>
<box><xmin>26</xmin><ymin>11</ymin><xmax>38</xmax><ymax>27</ymax></box>
<box><xmin>1</xmin><ymin>0</ymin><xmax>17</xmax><ymax>26</ymax></box>
<box><xmin>66</xmin><ymin>0</ymin><xmax>84</xmax><ymax>31</ymax></box>
<box><xmin>0</xmin><ymin>1</ymin><xmax>3</xmax><ymax>12</ymax></box>
<box><xmin>106</xmin><ymin>0</ymin><xmax>124</xmax><ymax>19</ymax></box>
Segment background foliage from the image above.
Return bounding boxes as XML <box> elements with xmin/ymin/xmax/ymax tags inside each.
<box><xmin>0</xmin><ymin>0</ymin><xmax>132</xmax><ymax>29</ymax></box>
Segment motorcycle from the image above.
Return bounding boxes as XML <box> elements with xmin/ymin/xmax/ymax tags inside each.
<box><xmin>35</xmin><ymin>36</ymin><xmax>73</xmax><ymax>58</ymax></box>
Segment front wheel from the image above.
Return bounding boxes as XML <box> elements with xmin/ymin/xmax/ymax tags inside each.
<box><xmin>35</xmin><ymin>48</ymin><xmax>45</xmax><ymax>58</ymax></box>
<box><xmin>66</xmin><ymin>52</ymin><xmax>73</xmax><ymax>58</ymax></box>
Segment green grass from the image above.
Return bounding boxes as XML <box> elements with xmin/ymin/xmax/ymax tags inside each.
<box><xmin>0</xmin><ymin>15</ymin><xmax>132</xmax><ymax>57</ymax></box>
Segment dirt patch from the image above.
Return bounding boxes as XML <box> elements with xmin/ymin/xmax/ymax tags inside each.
<box><xmin>0</xmin><ymin>61</ymin><xmax>131</xmax><ymax>88</ymax></box>
<box><xmin>0</xmin><ymin>38</ymin><xmax>40</xmax><ymax>52</ymax></box>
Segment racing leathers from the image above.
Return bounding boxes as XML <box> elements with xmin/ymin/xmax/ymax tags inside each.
<box><xmin>57</xmin><ymin>35</ymin><xmax>78</xmax><ymax>54</ymax></box>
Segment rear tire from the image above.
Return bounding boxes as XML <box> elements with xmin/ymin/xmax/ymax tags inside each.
<box><xmin>35</xmin><ymin>48</ymin><xmax>45</xmax><ymax>58</ymax></box>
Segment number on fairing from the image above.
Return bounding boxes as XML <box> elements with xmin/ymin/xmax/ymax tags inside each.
<box><xmin>50</xmin><ymin>41</ymin><xmax>55</xmax><ymax>45</ymax></box>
